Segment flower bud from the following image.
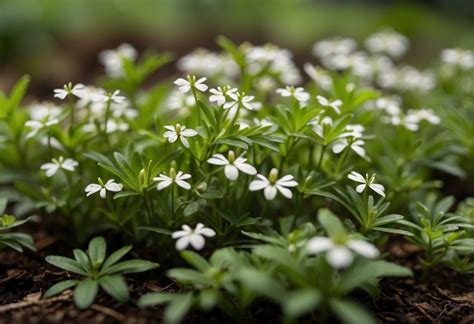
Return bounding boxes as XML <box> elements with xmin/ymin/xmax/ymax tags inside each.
<box><xmin>196</xmin><ymin>181</ymin><xmax>208</xmax><ymax>191</ymax></box>
<box><xmin>169</xmin><ymin>167</ymin><xmax>177</xmax><ymax>180</ymax></box>
<box><xmin>268</xmin><ymin>168</ymin><xmax>279</xmax><ymax>183</ymax></box>
<box><xmin>228</xmin><ymin>150</ymin><xmax>236</xmax><ymax>163</ymax></box>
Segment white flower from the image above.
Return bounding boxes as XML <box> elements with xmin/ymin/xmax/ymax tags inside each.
<box><xmin>249</xmin><ymin>168</ymin><xmax>298</xmax><ymax>200</ymax></box>
<box><xmin>365</xmin><ymin>29</ymin><xmax>409</xmax><ymax>58</ymax></box>
<box><xmin>332</xmin><ymin>139</ymin><xmax>366</xmax><ymax>157</ymax></box>
<box><xmin>40</xmin><ymin>156</ymin><xmax>78</xmax><ymax>177</ymax></box>
<box><xmin>207</xmin><ymin>150</ymin><xmax>257</xmax><ymax>181</ymax></box>
<box><xmin>441</xmin><ymin>48</ymin><xmax>474</xmax><ymax>70</ymax></box>
<box><xmin>209</xmin><ymin>86</ymin><xmax>237</xmax><ymax>106</ymax></box>
<box><xmin>172</xmin><ymin>223</ymin><xmax>216</xmax><ymax>250</ymax></box>
<box><xmin>303</xmin><ymin>64</ymin><xmax>332</xmax><ymax>91</ymax></box>
<box><xmin>224</xmin><ymin>91</ymin><xmax>256</xmax><ymax>110</ymax></box>
<box><xmin>85</xmin><ymin>178</ymin><xmax>122</xmax><ymax>198</ymax></box>
<box><xmin>28</xmin><ymin>103</ymin><xmax>62</xmax><ymax>120</ymax></box>
<box><xmin>276</xmin><ymin>86</ymin><xmax>310</xmax><ymax>104</ymax></box>
<box><xmin>99</xmin><ymin>43</ymin><xmax>138</xmax><ymax>77</ymax></box>
<box><xmin>174</xmin><ymin>75</ymin><xmax>208</xmax><ymax>93</ymax></box>
<box><xmin>93</xmin><ymin>90</ymin><xmax>126</xmax><ymax>104</ymax></box>
<box><xmin>347</xmin><ymin>171</ymin><xmax>385</xmax><ymax>197</ymax></box>
<box><xmin>163</xmin><ymin>124</ymin><xmax>198</xmax><ymax>148</ymax></box>
<box><xmin>153</xmin><ymin>168</ymin><xmax>192</xmax><ymax>191</ymax></box>
<box><xmin>53</xmin><ymin>83</ymin><xmax>86</xmax><ymax>100</ymax></box>
<box><xmin>312</xmin><ymin>38</ymin><xmax>357</xmax><ymax>58</ymax></box>
<box><xmin>307</xmin><ymin>236</ymin><xmax>379</xmax><ymax>268</ymax></box>
<box><xmin>316</xmin><ymin>95</ymin><xmax>342</xmax><ymax>114</ymax></box>
<box><xmin>25</xmin><ymin>116</ymin><xmax>58</xmax><ymax>139</ymax></box>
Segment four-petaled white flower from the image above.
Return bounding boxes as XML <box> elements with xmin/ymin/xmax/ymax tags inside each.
<box><xmin>93</xmin><ymin>90</ymin><xmax>126</xmax><ymax>104</ymax></box>
<box><xmin>25</xmin><ymin>116</ymin><xmax>58</xmax><ymax>139</ymax></box>
<box><xmin>307</xmin><ymin>236</ymin><xmax>379</xmax><ymax>268</ymax></box>
<box><xmin>53</xmin><ymin>83</ymin><xmax>86</xmax><ymax>100</ymax></box>
<box><xmin>224</xmin><ymin>92</ymin><xmax>255</xmax><ymax>110</ymax></box>
<box><xmin>163</xmin><ymin>124</ymin><xmax>198</xmax><ymax>148</ymax></box>
<box><xmin>332</xmin><ymin>139</ymin><xmax>366</xmax><ymax>157</ymax></box>
<box><xmin>347</xmin><ymin>171</ymin><xmax>385</xmax><ymax>197</ymax></box>
<box><xmin>153</xmin><ymin>168</ymin><xmax>192</xmax><ymax>191</ymax></box>
<box><xmin>40</xmin><ymin>156</ymin><xmax>79</xmax><ymax>177</ymax></box>
<box><xmin>174</xmin><ymin>75</ymin><xmax>208</xmax><ymax>94</ymax></box>
<box><xmin>276</xmin><ymin>86</ymin><xmax>310</xmax><ymax>104</ymax></box>
<box><xmin>316</xmin><ymin>95</ymin><xmax>342</xmax><ymax>114</ymax></box>
<box><xmin>172</xmin><ymin>223</ymin><xmax>216</xmax><ymax>250</ymax></box>
<box><xmin>85</xmin><ymin>178</ymin><xmax>123</xmax><ymax>198</ymax></box>
<box><xmin>209</xmin><ymin>86</ymin><xmax>237</xmax><ymax>106</ymax></box>
<box><xmin>207</xmin><ymin>150</ymin><xmax>257</xmax><ymax>181</ymax></box>
<box><xmin>249</xmin><ymin>168</ymin><xmax>298</xmax><ymax>200</ymax></box>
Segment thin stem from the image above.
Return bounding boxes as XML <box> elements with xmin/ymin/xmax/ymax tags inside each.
<box><xmin>230</xmin><ymin>103</ymin><xmax>242</xmax><ymax>126</ymax></box>
<box><xmin>191</xmin><ymin>88</ymin><xmax>201</xmax><ymax>125</ymax></box>
<box><xmin>171</xmin><ymin>185</ymin><xmax>176</xmax><ymax>222</ymax></box>
<box><xmin>334</xmin><ymin>147</ymin><xmax>350</xmax><ymax>176</ymax></box>
<box><xmin>68</xmin><ymin>94</ymin><xmax>75</xmax><ymax>136</ymax></box>
<box><xmin>316</xmin><ymin>144</ymin><xmax>326</xmax><ymax>171</ymax></box>
<box><xmin>103</xmin><ymin>99</ymin><xmax>112</xmax><ymax>145</ymax></box>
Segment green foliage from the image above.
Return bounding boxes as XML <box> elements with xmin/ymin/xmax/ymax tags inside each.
<box><xmin>43</xmin><ymin>236</ymin><xmax>159</xmax><ymax>309</ymax></box>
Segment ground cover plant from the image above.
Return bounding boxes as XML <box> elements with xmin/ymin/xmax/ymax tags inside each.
<box><xmin>0</xmin><ymin>30</ymin><xmax>473</xmax><ymax>323</ymax></box>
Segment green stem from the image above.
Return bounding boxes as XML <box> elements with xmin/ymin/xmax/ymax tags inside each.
<box><xmin>316</xmin><ymin>144</ymin><xmax>326</xmax><ymax>171</ymax></box>
<box><xmin>191</xmin><ymin>88</ymin><xmax>201</xmax><ymax>125</ymax></box>
<box><xmin>230</xmin><ymin>103</ymin><xmax>242</xmax><ymax>126</ymax></box>
<box><xmin>103</xmin><ymin>99</ymin><xmax>112</xmax><ymax>145</ymax></box>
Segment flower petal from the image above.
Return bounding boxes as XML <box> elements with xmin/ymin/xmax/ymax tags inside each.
<box><xmin>326</xmin><ymin>246</ymin><xmax>353</xmax><ymax>268</ymax></box>
<box><xmin>189</xmin><ymin>234</ymin><xmax>205</xmax><ymax>250</ymax></box>
<box><xmin>347</xmin><ymin>239</ymin><xmax>379</xmax><ymax>259</ymax></box>
<box><xmin>224</xmin><ymin>164</ymin><xmax>239</xmax><ymax>181</ymax></box>
<box><xmin>306</xmin><ymin>236</ymin><xmax>334</xmax><ymax>254</ymax></box>
<box><xmin>263</xmin><ymin>185</ymin><xmax>278</xmax><ymax>201</ymax></box>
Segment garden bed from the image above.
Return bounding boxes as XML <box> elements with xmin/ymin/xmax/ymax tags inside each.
<box><xmin>1</xmin><ymin>220</ymin><xmax>473</xmax><ymax>323</ymax></box>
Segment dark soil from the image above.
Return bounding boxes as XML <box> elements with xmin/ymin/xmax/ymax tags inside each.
<box><xmin>1</xmin><ymin>220</ymin><xmax>473</xmax><ymax>323</ymax></box>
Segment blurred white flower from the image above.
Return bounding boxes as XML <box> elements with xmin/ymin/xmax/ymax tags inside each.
<box><xmin>348</xmin><ymin>171</ymin><xmax>385</xmax><ymax>197</ymax></box>
<box><xmin>99</xmin><ymin>43</ymin><xmax>138</xmax><ymax>77</ymax></box>
<box><xmin>93</xmin><ymin>90</ymin><xmax>126</xmax><ymax>104</ymax></box>
<box><xmin>163</xmin><ymin>124</ymin><xmax>198</xmax><ymax>148</ymax></box>
<box><xmin>312</xmin><ymin>38</ymin><xmax>357</xmax><ymax>58</ymax></box>
<box><xmin>249</xmin><ymin>168</ymin><xmax>298</xmax><ymax>200</ymax></box>
<box><xmin>85</xmin><ymin>178</ymin><xmax>122</xmax><ymax>198</ymax></box>
<box><xmin>40</xmin><ymin>156</ymin><xmax>78</xmax><ymax>177</ymax></box>
<box><xmin>365</xmin><ymin>29</ymin><xmax>409</xmax><ymax>58</ymax></box>
<box><xmin>307</xmin><ymin>236</ymin><xmax>379</xmax><ymax>268</ymax></box>
<box><xmin>304</xmin><ymin>64</ymin><xmax>332</xmax><ymax>91</ymax></box>
<box><xmin>207</xmin><ymin>150</ymin><xmax>257</xmax><ymax>181</ymax></box>
<box><xmin>316</xmin><ymin>95</ymin><xmax>342</xmax><ymax>114</ymax></box>
<box><xmin>153</xmin><ymin>168</ymin><xmax>191</xmax><ymax>191</ymax></box>
<box><xmin>25</xmin><ymin>116</ymin><xmax>58</xmax><ymax>139</ymax></box>
<box><xmin>53</xmin><ymin>83</ymin><xmax>85</xmax><ymax>100</ymax></box>
<box><xmin>177</xmin><ymin>49</ymin><xmax>239</xmax><ymax>78</ymax></box>
<box><xmin>28</xmin><ymin>102</ymin><xmax>62</xmax><ymax>120</ymax></box>
<box><xmin>276</xmin><ymin>86</ymin><xmax>310</xmax><ymax>104</ymax></box>
<box><xmin>174</xmin><ymin>75</ymin><xmax>208</xmax><ymax>93</ymax></box>
<box><xmin>441</xmin><ymin>48</ymin><xmax>474</xmax><ymax>70</ymax></box>
<box><xmin>172</xmin><ymin>223</ymin><xmax>216</xmax><ymax>250</ymax></box>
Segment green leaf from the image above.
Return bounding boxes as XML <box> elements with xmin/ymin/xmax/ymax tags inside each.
<box><xmin>337</xmin><ymin>260</ymin><xmax>412</xmax><ymax>294</ymax></box>
<box><xmin>99</xmin><ymin>275</ymin><xmax>129</xmax><ymax>303</ymax></box>
<box><xmin>101</xmin><ymin>245</ymin><xmax>132</xmax><ymax>271</ymax></box>
<box><xmin>138</xmin><ymin>292</ymin><xmax>175</xmax><ymax>308</ymax></box>
<box><xmin>165</xmin><ymin>292</ymin><xmax>194</xmax><ymax>324</ymax></box>
<box><xmin>330</xmin><ymin>299</ymin><xmax>375</xmax><ymax>324</ymax></box>
<box><xmin>43</xmin><ymin>280</ymin><xmax>80</xmax><ymax>299</ymax></box>
<box><xmin>106</xmin><ymin>259</ymin><xmax>159</xmax><ymax>274</ymax></box>
<box><xmin>183</xmin><ymin>201</ymin><xmax>201</xmax><ymax>217</ymax></box>
<box><xmin>73</xmin><ymin>249</ymin><xmax>92</xmax><ymax>271</ymax></box>
<box><xmin>284</xmin><ymin>289</ymin><xmax>321</xmax><ymax>319</ymax></box>
<box><xmin>167</xmin><ymin>268</ymin><xmax>215</xmax><ymax>286</ymax></box>
<box><xmin>372</xmin><ymin>214</ymin><xmax>404</xmax><ymax>227</ymax></box>
<box><xmin>235</xmin><ymin>268</ymin><xmax>286</xmax><ymax>303</ymax></box>
<box><xmin>0</xmin><ymin>198</ymin><xmax>7</xmax><ymax>214</ymax></box>
<box><xmin>45</xmin><ymin>256</ymin><xmax>89</xmax><ymax>276</ymax></box>
<box><xmin>138</xmin><ymin>226</ymin><xmax>173</xmax><ymax>235</ymax></box>
<box><xmin>74</xmin><ymin>279</ymin><xmax>99</xmax><ymax>309</ymax></box>
<box><xmin>180</xmin><ymin>251</ymin><xmax>210</xmax><ymax>272</ymax></box>
<box><xmin>318</xmin><ymin>208</ymin><xmax>346</xmax><ymax>237</ymax></box>
<box><xmin>372</xmin><ymin>227</ymin><xmax>414</xmax><ymax>236</ymax></box>
<box><xmin>88</xmin><ymin>236</ymin><xmax>107</xmax><ymax>267</ymax></box>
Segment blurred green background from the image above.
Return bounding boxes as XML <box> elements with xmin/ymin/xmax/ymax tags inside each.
<box><xmin>1</xmin><ymin>0</ymin><xmax>473</xmax><ymax>96</ymax></box>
